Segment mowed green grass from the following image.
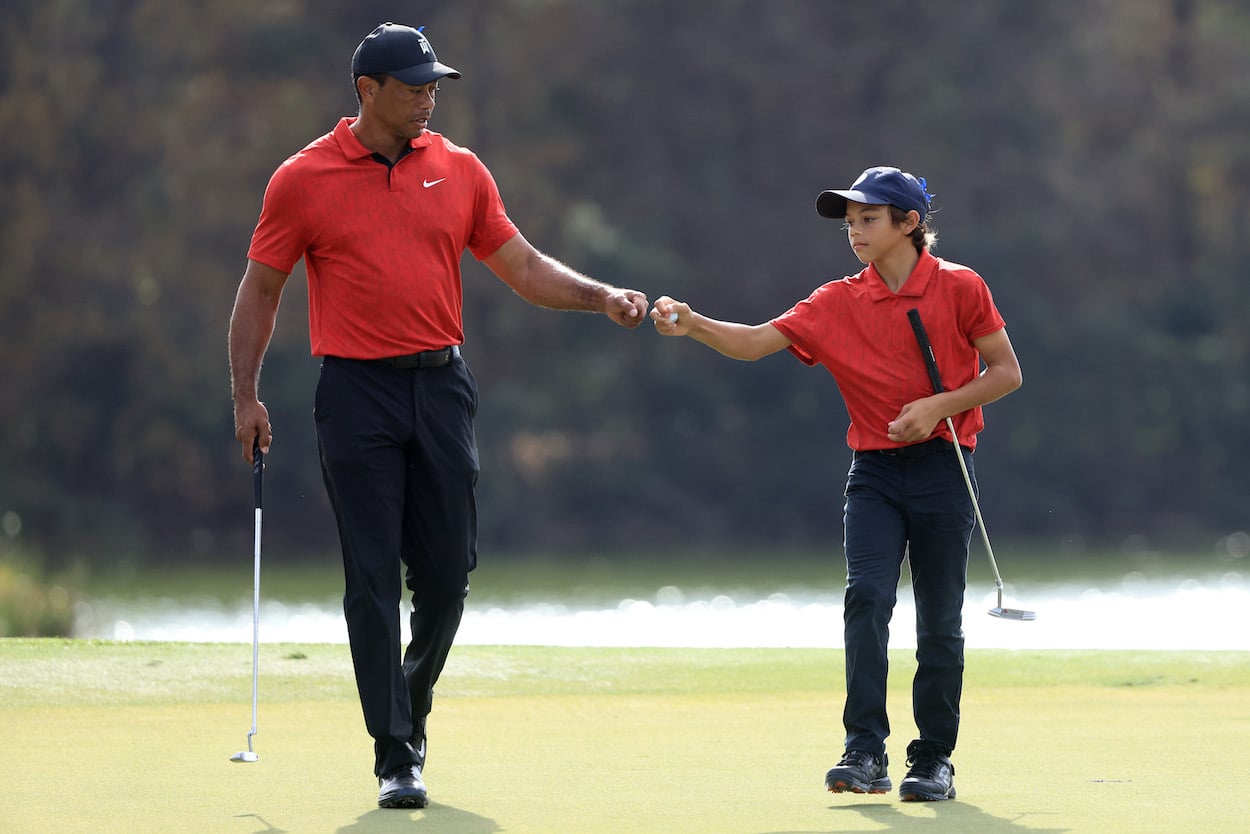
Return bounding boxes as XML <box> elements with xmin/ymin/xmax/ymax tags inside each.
<box><xmin>2</xmin><ymin>640</ymin><xmax>1247</xmax><ymax>833</ymax></box>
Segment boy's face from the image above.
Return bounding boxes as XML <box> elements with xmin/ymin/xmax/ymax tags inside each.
<box><xmin>841</xmin><ymin>201</ymin><xmax>916</xmax><ymax>265</ymax></box>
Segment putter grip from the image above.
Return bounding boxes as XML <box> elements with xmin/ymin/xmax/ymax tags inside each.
<box><xmin>906</xmin><ymin>308</ymin><xmax>945</xmax><ymax>395</ymax></box>
<box><xmin>252</xmin><ymin>439</ymin><xmax>264</xmax><ymax>510</ymax></box>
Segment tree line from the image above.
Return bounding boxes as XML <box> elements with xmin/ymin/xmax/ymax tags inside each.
<box><xmin>1</xmin><ymin>0</ymin><xmax>1247</xmax><ymax>568</ymax></box>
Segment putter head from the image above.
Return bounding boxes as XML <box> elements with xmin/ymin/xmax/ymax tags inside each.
<box><xmin>989</xmin><ymin>606</ymin><xmax>1036</xmax><ymax>621</ymax></box>
<box><xmin>230</xmin><ymin>750</ymin><xmax>259</xmax><ymax>763</ymax></box>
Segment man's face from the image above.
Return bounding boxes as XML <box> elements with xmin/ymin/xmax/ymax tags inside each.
<box><xmin>365</xmin><ymin>76</ymin><xmax>439</xmax><ymax>139</ymax></box>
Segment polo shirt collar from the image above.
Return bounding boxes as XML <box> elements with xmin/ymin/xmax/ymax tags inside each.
<box><xmin>864</xmin><ymin>249</ymin><xmax>939</xmax><ymax>300</ymax></box>
<box><xmin>333</xmin><ymin>117</ymin><xmax>433</xmax><ymax>160</ymax></box>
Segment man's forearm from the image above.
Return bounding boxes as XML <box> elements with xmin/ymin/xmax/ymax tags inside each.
<box><xmin>516</xmin><ymin>251</ymin><xmax>616</xmax><ymax>312</ymax></box>
<box><xmin>229</xmin><ymin>329</ymin><xmax>266</xmax><ymax>403</ymax></box>
<box><xmin>228</xmin><ymin>292</ymin><xmax>278</xmax><ymax>401</ymax></box>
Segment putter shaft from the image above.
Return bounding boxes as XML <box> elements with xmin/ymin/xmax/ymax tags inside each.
<box><xmin>232</xmin><ymin>444</ymin><xmax>265</xmax><ymax>761</ymax></box>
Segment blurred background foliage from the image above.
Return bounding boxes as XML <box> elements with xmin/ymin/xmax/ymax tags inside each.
<box><xmin>1</xmin><ymin>0</ymin><xmax>1247</xmax><ymax>572</ymax></box>
<box><xmin>0</xmin><ymin>545</ymin><xmax>77</xmax><ymax>635</ymax></box>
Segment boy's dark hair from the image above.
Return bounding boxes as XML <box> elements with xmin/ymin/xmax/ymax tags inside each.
<box><xmin>889</xmin><ymin>205</ymin><xmax>938</xmax><ymax>253</ymax></box>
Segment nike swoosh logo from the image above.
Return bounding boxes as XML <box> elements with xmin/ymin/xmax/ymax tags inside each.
<box><xmin>423</xmin><ymin>178</ymin><xmax>446</xmax><ymax>188</ymax></box>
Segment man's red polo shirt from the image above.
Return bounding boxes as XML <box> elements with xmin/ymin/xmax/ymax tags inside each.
<box><xmin>248</xmin><ymin>118</ymin><xmax>519</xmax><ymax>358</ymax></box>
<box><xmin>770</xmin><ymin>250</ymin><xmax>1006</xmax><ymax>451</ymax></box>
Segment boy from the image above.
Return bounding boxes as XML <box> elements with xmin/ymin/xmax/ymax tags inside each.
<box><xmin>650</xmin><ymin>166</ymin><xmax>1021</xmax><ymax>801</ymax></box>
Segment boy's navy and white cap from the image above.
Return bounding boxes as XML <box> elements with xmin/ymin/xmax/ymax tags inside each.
<box><xmin>816</xmin><ymin>166</ymin><xmax>932</xmax><ymax>220</ymax></box>
<box><xmin>352</xmin><ymin>23</ymin><xmax>461</xmax><ymax>86</ymax></box>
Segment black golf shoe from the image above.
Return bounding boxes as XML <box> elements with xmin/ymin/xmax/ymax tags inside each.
<box><xmin>898</xmin><ymin>741</ymin><xmax>956</xmax><ymax>801</ymax></box>
<box><xmin>825</xmin><ymin>750</ymin><xmax>891</xmax><ymax>794</ymax></box>
<box><xmin>378</xmin><ymin>764</ymin><xmax>429</xmax><ymax>809</ymax></box>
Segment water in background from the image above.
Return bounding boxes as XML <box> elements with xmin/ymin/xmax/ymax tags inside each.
<box><xmin>74</xmin><ymin>572</ymin><xmax>1250</xmax><ymax>651</ymax></box>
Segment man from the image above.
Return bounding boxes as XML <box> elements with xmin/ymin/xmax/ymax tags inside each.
<box><xmin>228</xmin><ymin>22</ymin><xmax>648</xmax><ymax>809</ymax></box>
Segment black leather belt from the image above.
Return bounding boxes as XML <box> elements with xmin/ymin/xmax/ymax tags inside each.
<box><xmin>376</xmin><ymin>345</ymin><xmax>460</xmax><ymax>369</ymax></box>
<box><xmin>858</xmin><ymin>437</ymin><xmax>969</xmax><ymax>458</ymax></box>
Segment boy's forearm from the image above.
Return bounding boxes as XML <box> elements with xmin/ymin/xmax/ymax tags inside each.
<box><xmin>651</xmin><ymin>296</ymin><xmax>790</xmax><ymax>359</ymax></box>
<box><xmin>686</xmin><ymin>315</ymin><xmax>768</xmax><ymax>361</ymax></box>
<box><xmin>936</xmin><ymin>364</ymin><xmax>1022</xmax><ymax>418</ymax></box>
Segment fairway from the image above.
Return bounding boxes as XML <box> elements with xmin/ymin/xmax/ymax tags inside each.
<box><xmin>1</xmin><ymin>641</ymin><xmax>1246</xmax><ymax>833</ymax></box>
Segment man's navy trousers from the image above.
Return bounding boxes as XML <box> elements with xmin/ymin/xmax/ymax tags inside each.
<box><xmin>314</xmin><ymin>351</ymin><xmax>478</xmax><ymax>777</ymax></box>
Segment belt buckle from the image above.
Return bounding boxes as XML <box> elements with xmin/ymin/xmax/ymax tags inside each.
<box><xmin>428</xmin><ymin>345</ymin><xmax>458</xmax><ymax>366</ymax></box>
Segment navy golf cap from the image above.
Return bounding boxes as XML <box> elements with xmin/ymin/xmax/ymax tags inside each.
<box><xmin>816</xmin><ymin>166</ymin><xmax>932</xmax><ymax>220</ymax></box>
<box><xmin>352</xmin><ymin>22</ymin><xmax>461</xmax><ymax>86</ymax></box>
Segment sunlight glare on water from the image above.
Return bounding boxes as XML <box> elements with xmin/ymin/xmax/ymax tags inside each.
<box><xmin>76</xmin><ymin>573</ymin><xmax>1250</xmax><ymax>651</ymax></box>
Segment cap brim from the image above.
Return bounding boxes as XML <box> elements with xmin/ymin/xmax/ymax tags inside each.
<box><xmin>815</xmin><ymin>189</ymin><xmax>888</xmax><ymax>218</ymax></box>
<box><xmin>388</xmin><ymin>62</ymin><xmax>461</xmax><ymax>86</ymax></box>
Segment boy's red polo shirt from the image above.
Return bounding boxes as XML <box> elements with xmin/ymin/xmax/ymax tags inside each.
<box><xmin>771</xmin><ymin>251</ymin><xmax>1006</xmax><ymax>452</ymax></box>
<box><xmin>248</xmin><ymin>118</ymin><xmax>519</xmax><ymax>358</ymax></box>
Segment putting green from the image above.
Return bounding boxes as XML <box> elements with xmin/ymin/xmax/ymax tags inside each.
<box><xmin>1</xmin><ymin>641</ymin><xmax>1246</xmax><ymax>832</ymax></box>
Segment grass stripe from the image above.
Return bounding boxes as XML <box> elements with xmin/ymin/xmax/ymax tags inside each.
<box><xmin>2</xmin><ymin>639</ymin><xmax>1246</xmax><ymax>833</ymax></box>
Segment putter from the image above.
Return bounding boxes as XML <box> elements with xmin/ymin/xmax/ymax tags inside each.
<box><xmin>906</xmin><ymin>309</ymin><xmax>1035</xmax><ymax>621</ymax></box>
<box><xmin>231</xmin><ymin>440</ymin><xmax>265</xmax><ymax>762</ymax></box>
